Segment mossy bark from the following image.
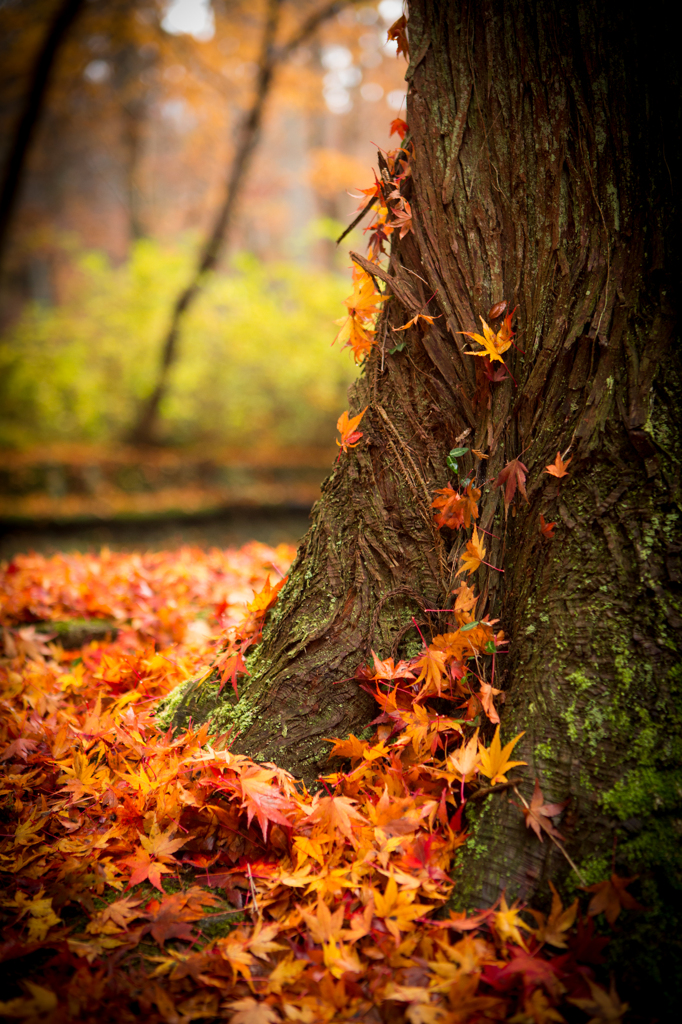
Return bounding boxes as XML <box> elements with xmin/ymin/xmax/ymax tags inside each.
<box><xmin>163</xmin><ymin>0</ymin><xmax>681</xmax><ymax>1005</ymax></box>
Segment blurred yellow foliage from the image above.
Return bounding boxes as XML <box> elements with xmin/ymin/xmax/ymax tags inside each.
<box><xmin>0</xmin><ymin>240</ymin><xmax>357</xmax><ymax>450</ymax></box>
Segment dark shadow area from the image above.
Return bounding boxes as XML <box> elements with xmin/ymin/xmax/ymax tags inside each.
<box><xmin>0</xmin><ymin>506</ymin><xmax>310</xmax><ymax>559</ymax></box>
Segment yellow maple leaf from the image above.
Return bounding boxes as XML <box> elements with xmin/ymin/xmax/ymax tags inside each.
<box><xmin>493</xmin><ymin>894</ymin><xmax>531</xmax><ymax>948</ymax></box>
<box><xmin>528</xmin><ymin>881</ymin><xmax>579</xmax><ymax>948</ymax></box>
<box><xmin>372</xmin><ymin>875</ymin><xmax>432</xmax><ymax>944</ymax></box>
<box><xmin>267</xmin><ymin>955</ymin><xmax>307</xmax><ymax>995</ymax></box>
<box><xmin>478</xmin><ymin>725</ymin><xmax>526</xmax><ymax>784</ymax></box>
<box><xmin>459</xmin><ymin>316</ymin><xmax>507</xmax><ymax>364</ymax></box>
<box><xmin>456</xmin><ymin>526</ymin><xmax>487</xmax><ymax>577</ymax></box>
<box><xmin>413</xmin><ymin>645</ymin><xmax>449</xmax><ymax>697</ymax></box>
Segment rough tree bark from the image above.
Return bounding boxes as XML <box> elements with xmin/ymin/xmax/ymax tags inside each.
<box><xmin>162</xmin><ymin>0</ymin><xmax>680</xmax><ymax>1003</ymax></box>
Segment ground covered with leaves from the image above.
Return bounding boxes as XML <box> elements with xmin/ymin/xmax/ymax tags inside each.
<box><xmin>0</xmin><ymin>541</ymin><xmax>637</xmax><ymax>1023</ymax></box>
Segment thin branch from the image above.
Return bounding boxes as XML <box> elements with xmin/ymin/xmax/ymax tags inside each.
<box><xmin>132</xmin><ymin>0</ymin><xmax>362</xmax><ymax>444</ymax></box>
<box><xmin>336</xmin><ymin>196</ymin><xmax>377</xmax><ymax>245</ymax></box>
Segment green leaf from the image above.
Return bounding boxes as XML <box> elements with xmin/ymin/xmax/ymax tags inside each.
<box><xmin>460</xmin><ymin>620</ymin><xmax>481</xmax><ymax>632</ymax></box>
<box><xmin>449</xmin><ymin>447</ymin><xmax>470</xmax><ymax>459</ymax></box>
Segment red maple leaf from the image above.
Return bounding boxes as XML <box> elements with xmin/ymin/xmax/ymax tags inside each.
<box><xmin>538</xmin><ymin>514</ymin><xmax>556</xmax><ymax>539</ymax></box>
<box><xmin>493</xmin><ymin>457</ymin><xmax>529</xmax><ymax>514</ymax></box>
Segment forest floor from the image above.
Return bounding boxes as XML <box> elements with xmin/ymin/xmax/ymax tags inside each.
<box><xmin>0</xmin><ymin>541</ymin><xmax>631</xmax><ymax>1023</ymax></box>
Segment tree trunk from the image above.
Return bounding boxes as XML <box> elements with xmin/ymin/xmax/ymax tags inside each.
<box><xmin>162</xmin><ymin>0</ymin><xmax>680</xmax><ymax>1002</ymax></box>
<box><xmin>0</xmin><ymin>0</ymin><xmax>85</xmax><ymax>276</ymax></box>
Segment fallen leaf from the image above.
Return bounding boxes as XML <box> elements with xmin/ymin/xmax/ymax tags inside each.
<box><xmin>387</xmin><ymin>14</ymin><xmax>409</xmax><ymax>59</ymax></box>
<box><xmin>528</xmin><ymin>882</ymin><xmax>578</xmax><ymax>948</ymax></box>
<box><xmin>568</xmin><ymin>976</ymin><xmax>629</xmax><ymax>1023</ymax></box>
<box><xmin>478</xmin><ymin>725</ymin><xmax>527</xmax><ymax>785</ymax></box>
<box><xmin>226</xmin><ymin>996</ymin><xmax>281</xmax><ymax>1024</ymax></box>
<box><xmin>582</xmin><ymin>874</ymin><xmax>645</xmax><ymax>925</ymax></box>
<box><xmin>545</xmin><ymin>452</ymin><xmax>572</xmax><ymax>479</ymax></box>
<box><xmin>493</xmin><ymin>894</ymin><xmax>531</xmax><ymax>948</ymax></box>
<box><xmin>493</xmin><ymin>457</ymin><xmax>529</xmax><ymax>514</ymax></box>
<box><xmin>456</xmin><ymin>526</ymin><xmax>487</xmax><ymax>576</ymax></box>
<box><xmin>488</xmin><ymin>301</ymin><xmax>507</xmax><ymax>320</ymax></box>
<box><xmin>521</xmin><ymin>780</ymin><xmax>568</xmax><ymax>842</ymax></box>
<box><xmin>539</xmin><ymin>514</ymin><xmax>556</xmax><ymax>539</ymax></box>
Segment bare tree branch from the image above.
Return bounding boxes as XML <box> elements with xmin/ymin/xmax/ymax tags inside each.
<box><xmin>131</xmin><ymin>0</ymin><xmax>360</xmax><ymax>445</ymax></box>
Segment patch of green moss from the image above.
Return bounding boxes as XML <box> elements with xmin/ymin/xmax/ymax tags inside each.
<box><xmin>201</xmin><ymin>911</ymin><xmax>245</xmax><ymax>938</ymax></box>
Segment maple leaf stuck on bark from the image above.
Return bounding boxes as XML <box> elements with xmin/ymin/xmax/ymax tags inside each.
<box><xmin>493</xmin><ymin>457</ymin><xmax>529</xmax><ymax>515</ymax></box>
<box><xmin>336</xmin><ymin>407</ymin><xmax>367</xmax><ymax>454</ymax></box>
<box><xmin>544</xmin><ymin>451</ymin><xmax>572</xmax><ymax>478</ymax></box>
<box><xmin>456</xmin><ymin>526</ymin><xmax>487</xmax><ymax>576</ymax></box>
<box><xmin>387</xmin><ymin>15</ymin><xmax>409</xmax><ymax>59</ymax></box>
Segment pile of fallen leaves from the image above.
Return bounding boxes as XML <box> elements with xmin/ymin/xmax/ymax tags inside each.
<box><xmin>0</xmin><ymin>542</ymin><xmax>634</xmax><ymax>1023</ymax></box>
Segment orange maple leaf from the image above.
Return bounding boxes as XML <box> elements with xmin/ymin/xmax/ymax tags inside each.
<box><xmin>304</xmin><ymin>793</ymin><xmax>368</xmax><ymax>844</ymax></box>
<box><xmin>582</xmin><ymin>873</ymin><xmax>645</xmax><ymax>925</ymax></box>
<box><xmin>226</xmin><ymin>997</ymin><xmax>280</xmax><ymax>1024</ymax></box>
<box><xmin>545</xmin><ymin>451</ymin><xmax>572</xmax><ymax>478</ymax></box>
<box><xmin>493</xmin><ymin>894</ymin><xmax>531</xmax><ymax>948</ymax></box>
<box><xmin>452</xmin><ymin>581</ymin><xmax>478</xmax><ymax>622</ymax></box>
<box><xmin>447</xmin><ymin>729</ymin><xmax>480</xmax><ymax>783</ymax></box>
<box><xmin>369</xmin><ymin>651</ymin><xmax>416</xmax><ymax>682</ymax></box>
<box><xmin>387</xmin><ymin>14</ymin><xmax>409</xmax><ymax>59</ymax></box>
<box><xmin>373</xmin><ymin>875</ymin><xmax>431</xmax><ymax>944</ymax></box>
<box><xmin>238</xmin><ymin>765</ymin><xmax>296</xmax><ymax>840</ymax></box>
<box><xmin>390</xmin><ymin>117</ymin><xmax>408</xmax><ymax>139</ymax></box>
<box><xmin>336</xmin><ymin>407</ymin><xmax>368</xmax><ymax>454</ymax></box>
<box><xmin>456</xmin><ymin>526</ymin><xmax>486</xmax><ymax>577</ymax></box>
<box><xmin>247</xmin><ymin>576</ymin><xmax>286</xmax><ymax>618</ymax></box>
<box><xmin>123</xmin><ymin>826</ymin><xmax>188</xmax><ymax>892</ymax></box>
<box><xmin>432</xmin><ymin>481</ymin><xmax>480</xmax><ymax>531</ymax></box>
<box><xmin>432</xmin><ymin>483</ymin><xmax>465</xmax><ymax>531</ymax></box>
<box><xmin>527</xmin><ymin>881</ymin><xmax>578</xmax><ymax>948</ymax></box>
<box><xmin>496</xmin><ymin>307</ymin><xmax>518</xmax><ymax>351</ymax></box>
<box><xmin>393</xmin><ymin>311</ymin><xmax>441</xmax><ymax>332</ymax></box>
<box><xmin>413</xmin><ymin>646</ymin><xmax>449</xmax><ymax>697</ymax></box>
<box><xmin>478</xmin><ymin>682</ymin><xmax>503</xmax><ymax>725</ymax></box>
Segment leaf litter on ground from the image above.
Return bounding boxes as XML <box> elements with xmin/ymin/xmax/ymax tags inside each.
<box><xmin>0</xmin><ymin>541</ymin><xmax>634</xmax><ymax>1022</ymax></box>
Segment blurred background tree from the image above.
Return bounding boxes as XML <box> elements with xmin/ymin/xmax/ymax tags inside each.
<box><xmin>0</xmin><ymin>0</ymin><xmax>407</xmax><ymax>454</ymax></box>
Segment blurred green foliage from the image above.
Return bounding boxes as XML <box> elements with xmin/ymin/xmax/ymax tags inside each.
<box><xmin>0</xmin><ymin>240</ymin><xmax>357</xmax><ymax>450</ymax></box>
